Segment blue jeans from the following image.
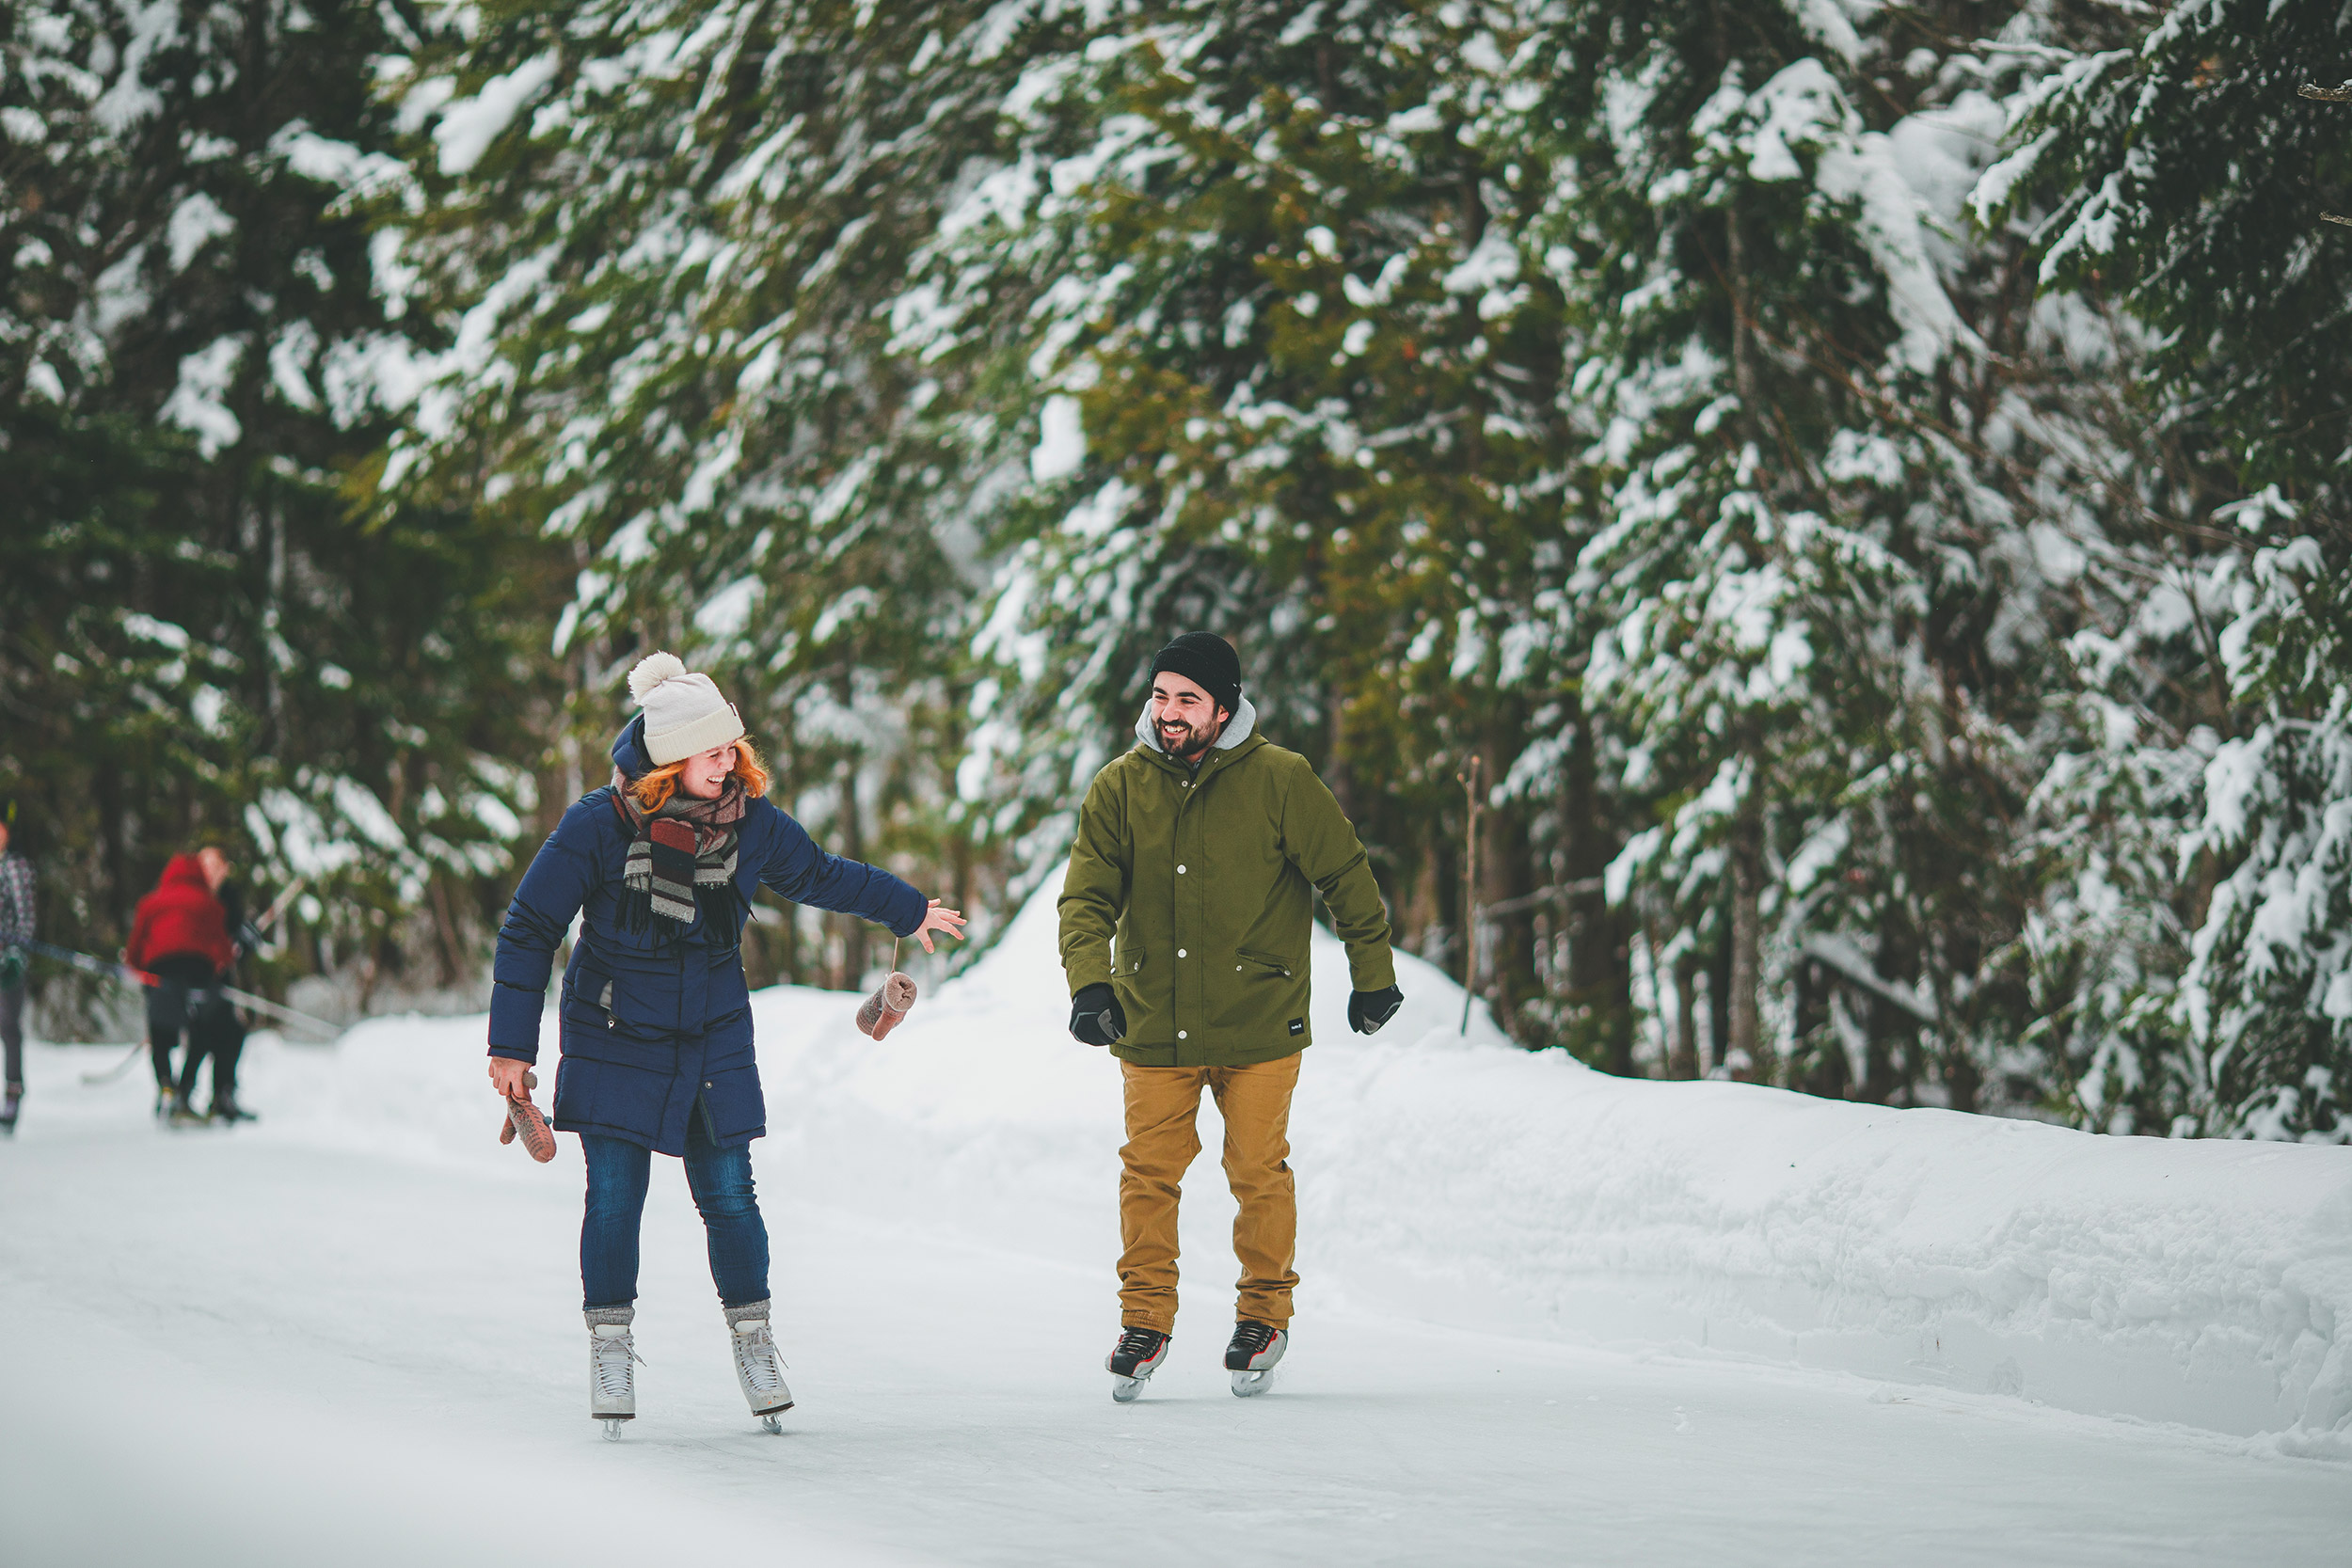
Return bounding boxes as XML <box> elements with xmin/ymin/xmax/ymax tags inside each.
<box><xmin>580</xmin><ymin>1106</ymin><xmax>770</xmax><ymax>1310</ymax></box>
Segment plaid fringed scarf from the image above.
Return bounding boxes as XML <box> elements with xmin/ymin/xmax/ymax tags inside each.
<box><xmin>612</xmin><ymin>774</ymin><xmax>747</xmax><ymax>927</ymax></box>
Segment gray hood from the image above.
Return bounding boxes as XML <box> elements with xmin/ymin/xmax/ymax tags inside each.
<box><xmin>1136</xmin><ymin>695</ymin><xmax>1258</xmax><ymax>755</ymax></box>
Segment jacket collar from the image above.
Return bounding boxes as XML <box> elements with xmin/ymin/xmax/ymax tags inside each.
<box><xmin>1135</xmin><ymin>694</ymin><xmax>1258</xmax><ymax>757</ymax></box>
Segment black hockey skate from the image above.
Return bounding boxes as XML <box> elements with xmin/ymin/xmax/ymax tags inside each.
<box><xmin>1105</xmin><ymin>1325</ymin><xmax>1169</xmax><ymax>1403</ymax></box>
<box><xmin>1224</xmin><ymin>1320</ymin><xmax>1287</xmax><ymax>1397</ymax></box>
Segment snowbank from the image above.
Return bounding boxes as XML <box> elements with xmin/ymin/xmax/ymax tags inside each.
<box><xmin>253</xmin><ymin>887</ymin><xmax>2352</xmax><ymax>1453</ymax></box>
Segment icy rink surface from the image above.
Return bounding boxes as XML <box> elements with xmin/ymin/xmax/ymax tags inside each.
<box><xmin>1</xmin><ymin>889</ymin><xmax>2345</xmax><ymax>1563</ymax></box>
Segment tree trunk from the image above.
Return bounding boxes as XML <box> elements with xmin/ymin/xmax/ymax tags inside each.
<box><xmin>1707</xmin><ymin>917</ymin><xmax>1731</xmax><ymax>1075</ymax></box>
<box><xmin>1484</xmin><ymin>798</ymin><xmax>1537</xmax><ymax>1041</ymax></box>
<box><xmin>1669</xmin><ymin>950</ymin><xmax>1700</xmax><ymax>1080</ymax></box>
<box><xmin>1561</xmin><ymin>688</ymin><xmax>1632</xmax><ymax>1071</ymax></box>
<box><xmin>1726</xmin><ymin>760</ymin><xmax>1772</xmax><ymax>1084</ymax></box>
<box><xmin>1405</xmin><ymin>837</ymin><xmax>1443</xmax><ymax>959</ymax></box>
<box><xmin>1325</xmin><ymin>683</ymin><xmax>1354</xmax><ymax>820</ymax></box>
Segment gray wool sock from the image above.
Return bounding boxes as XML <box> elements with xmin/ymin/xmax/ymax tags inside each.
<box><xmin>723</xmin><ymin>1299</ymin><xmax>771</xmax><ymax>1329</ymax></box>
<box><xmin>584</xmin><ymin>1305</ymin><xmax>635</xmax><ymax>1329</ymax></box>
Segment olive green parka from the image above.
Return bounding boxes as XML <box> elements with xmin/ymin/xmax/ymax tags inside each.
<box><xmin>1058</xmin><ymin>699</ymin><xmax>1396</xmax><ymax>1067</ymax></box>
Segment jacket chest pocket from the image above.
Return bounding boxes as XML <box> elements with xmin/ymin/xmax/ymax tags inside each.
<box><xmin>561</xmin><ymin>971</ymin><xmax>619</xmax><ymax>1031</ymax></box>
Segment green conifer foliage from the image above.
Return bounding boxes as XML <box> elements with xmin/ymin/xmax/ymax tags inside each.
<box><xmin>1</xmin><ymin>2</ymin><xmax>558</xmax><ymax>1011</ymax></box>
<box><xmin>376</xmin><ymin>1</ymin><xmax>1085</xmax><ymax>976</ymax></box>
<box><xmin>914</xmin><ymin>2</ymin><xmax>1597</xmax><ymax>1035</ymax></box>
<box><xmin>1994</xmin><ymin>0</ymin><xmax>2352</xmax><ymax>1138</ymax></box>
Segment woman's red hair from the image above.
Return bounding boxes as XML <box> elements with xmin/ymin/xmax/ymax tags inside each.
<box><xmin>627</xmin><ymin>739</ymin><xmax>771</xmax><ymax>814</ymax></box>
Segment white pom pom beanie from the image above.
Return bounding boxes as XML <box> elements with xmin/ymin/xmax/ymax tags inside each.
<box><xmin>626</xmin><ymin>652</ymin><xmax>746</xmax><ymax>767</ymax></box>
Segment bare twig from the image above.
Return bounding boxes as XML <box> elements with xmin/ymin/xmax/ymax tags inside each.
<box><xmin>1476</xmin><ymin>879</ymin><xmax>1605</xmax><ymax>919</ymax></box>
<box><xmin>2298</xmin><ymin>81</ymin><xmax>2352</xmax><ymax>103</ymax></box>
<box><xmin>1457</xmin><ymin>753</ymin><xmax>1483</xmax><ymax>1036</ymax></box>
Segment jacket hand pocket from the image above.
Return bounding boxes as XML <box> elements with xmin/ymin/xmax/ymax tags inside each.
<box><xmin>1236</xmin><ymin>947</ymin><xmax>1294</xmax><ymax>978</ymax></box>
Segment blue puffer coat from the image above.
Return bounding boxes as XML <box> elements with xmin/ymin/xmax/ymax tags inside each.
<box><xmin>487</xmin><ymin>723</ymin><xmax>926</xmax><ymax>1155</ymax></box>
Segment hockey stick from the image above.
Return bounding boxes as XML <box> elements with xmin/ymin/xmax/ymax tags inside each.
<box><xmin>31</xmin><ymin>941</ymin><xmax>342</xmax><ymax>1041</ymax></box>
<box><xmin>80</xmin><ymin>1040</ymin><xmax>151</xmax><ymax>1085</ymax></box>
<box><xmin>211</xmin><ymin>981</ymin><xmax>341</xmax><ymax>1037</ymax></box>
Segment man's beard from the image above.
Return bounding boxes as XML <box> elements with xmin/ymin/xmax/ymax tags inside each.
<box><xmin>1159</xmin><ymin>718</ymin><xmax>1215</xmax><ymax>759</ymax></box>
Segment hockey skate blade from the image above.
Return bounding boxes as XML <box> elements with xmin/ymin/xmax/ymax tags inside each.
<box><xmin>1231</xmin><ymin>1369</ymin><xmax>1276</xmax><ymax>1398</ymax></box>
<box><xmin>1111</xmin><ymin>1375</ymin><xmax>1150</xmax><ymax>1403</ymax></box>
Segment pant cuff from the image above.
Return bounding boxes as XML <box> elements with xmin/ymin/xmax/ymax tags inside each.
<box><xmin>583</xmin><ymin>1305</ymin><xmax>635</xmax><ymax>1328</ymax></box>
<box><xmin>723</xmin><ymin>1298</ymin><xmax>771</xmax><ymax>1327</ymax></box>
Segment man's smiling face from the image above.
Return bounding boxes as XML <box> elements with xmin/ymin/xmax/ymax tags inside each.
<box><xmin>1150</xmin><ymin>673</ymin><xmax>1228</xmax><ymax>760</ymax></box>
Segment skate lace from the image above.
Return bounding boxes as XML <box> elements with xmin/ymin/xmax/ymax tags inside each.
<box><xmin>734</xmin><ymin>1322</ymin><xmax>787</xmax><ymax>1393</ymax></box>
<box><xmin>592</xmin><ymin>1333</ymin><xmax>643</xmax><ymax>1400</ymax></box>
<box><xmin>1231</xmin><ymin>1322</ymin><xmax>1278</xmax><ymax>1356</ymax></box>
<box><xmin>1117</xmin><ymin>1326</ymin><xmax>1164</xmax><ymax>1360</ymax></box>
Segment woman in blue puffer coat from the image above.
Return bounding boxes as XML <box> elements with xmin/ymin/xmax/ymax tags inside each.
<box><xmin>486</xmin><ymin>652</ymin><xmax>964</xmax><ymax>1437</ymax></box>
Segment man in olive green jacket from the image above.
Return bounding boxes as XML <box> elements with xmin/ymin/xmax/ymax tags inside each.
<box><xmin>1060</xmin><ymin>632</ymin><xmax>1404</xmax><ymax>1400</ymax></box>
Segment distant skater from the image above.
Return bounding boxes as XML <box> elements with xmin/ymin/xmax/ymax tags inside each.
<box><xmin>123</xmin><ymin>852</ymin><xmax>238</xmax><ymax>1126</ymax></box>
<box><xmin>1058</xmin><ymin>633</ymin><xmax>1404</xmax><ymax>1401</ymax></box>
<box><xmin>487</xmin><ymin>653</ymin><xmax>965</xmax><ymax>1438</ymax></box>
<box><xmin>172</xmin><ymin>847</ymin><xmax>262</xmax><ymax>1122</ymax></box>
<box><xmin>0</xmin><ymin>807</ymin><xmax>34</xmax><ymax>1132</ymax></box>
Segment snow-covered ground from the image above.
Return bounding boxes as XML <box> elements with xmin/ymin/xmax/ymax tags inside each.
<box><xmin>4</xmin><ymin>890</ymin><xmax>2347</xmax><ymax>1564</ymax></box>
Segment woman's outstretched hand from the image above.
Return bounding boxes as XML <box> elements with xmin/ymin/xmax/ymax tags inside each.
<box><xmin>914</xmin><ymin>898</ymin><xmax>967</xmax><ymax>955</ymax></box>
<box><xmin>487</xmin><ymin>1056</ymin><xmax>532</xmax><ymax>1099</ymax></box>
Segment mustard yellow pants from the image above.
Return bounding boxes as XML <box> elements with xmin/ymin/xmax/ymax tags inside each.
<box><xmin>1117</xmin><ymin>1053</ymin><xmax>1301</xmax><ymax>1335</ymax></box>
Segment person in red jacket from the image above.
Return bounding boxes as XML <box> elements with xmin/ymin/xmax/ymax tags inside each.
<box><xmin>123</xmin><ymin>854</ymin><xmax>236</xmax><ymax>1125</ymax></box>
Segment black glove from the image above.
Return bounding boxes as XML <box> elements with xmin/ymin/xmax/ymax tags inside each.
<box><xmin>1069</xmin><ymin>982</ymin><xmax>1127</xmax><ymax>1047</ymax></box>
<box><xmin>1347</xmin><ymin>985</ymin><xmax>1404</xmax><ymax>1036</ymax></box>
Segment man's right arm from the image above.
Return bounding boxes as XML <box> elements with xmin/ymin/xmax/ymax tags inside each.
<box><xmin>1057</xmin><ymin>768</ymin><xmax>1128</xmax><ymax>995</ymax></box>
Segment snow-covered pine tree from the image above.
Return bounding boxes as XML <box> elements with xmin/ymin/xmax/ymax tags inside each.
<box><xmin>376</xmin><ymin>1</ymin><xmax>1087</xmax><ymax>978</ymax></box>
<box><xmin>0</xmin><ymin>1</ymin><xmax>553</xmax><ymax>1000</ymax></box>
<box><xmin>1501</xmin><ymin>0</ymin><xmax>2031</xmax><ymax>1098</ymax></box>
<box><xmin>1988</xmin><ymin>0</ymin><xmax>2352</xmax><ymax>1138</ymax></box>
<box><xmin>913</xmin><ymin>2</ymin><xmax>1612</xmax><ymax>1033</ymax></box>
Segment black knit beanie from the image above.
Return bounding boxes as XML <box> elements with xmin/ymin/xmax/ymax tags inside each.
<box><xmin>1150</xmin><ymin>632</ymin><xmax>1243</xmax><ymax>716</ymax></box>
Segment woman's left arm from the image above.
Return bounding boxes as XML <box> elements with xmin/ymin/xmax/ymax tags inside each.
<box><xmin>757</xmin><ymin>804</ymin><xmax>942</xmax><ymax>943</ymax></box>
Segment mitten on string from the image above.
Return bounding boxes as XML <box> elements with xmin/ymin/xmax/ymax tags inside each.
<box><xmin>498</xmin><ymin>1069</ymin><xmax>558</xmax><ymax>1163</ymax></box>
<box><xmin>855</xmin><ymin>972</ymin><xmax>918</xmax><ymax>1040</ymax></box>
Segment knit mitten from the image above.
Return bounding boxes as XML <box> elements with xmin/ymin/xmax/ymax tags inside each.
<box><xmin>854</xmin><ymin>972</ymin><xmax>918</xmax><ymax>1040</ymax></box>
<box><xmin>498</xmin><ymin>1069</ymin><xmax>558</xmax><ymax>1162</ymax></box>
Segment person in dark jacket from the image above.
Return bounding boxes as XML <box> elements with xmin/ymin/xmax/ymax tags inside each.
<box><xmin>0</xmin><ymin>808</ymin><xmax>34</xmax><ymax>1132</ymax></box>
<box><xmin>123</xmin><ymin>852</ymin><xmax>238</xmax><ymax>1126</ymax></box>
<box><xmin>487</xmin><ymin>651</ymin><xmax>964</xmax><ymax>1436</ymax></box>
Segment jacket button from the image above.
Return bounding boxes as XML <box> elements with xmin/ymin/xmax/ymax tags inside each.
<box><xmin>1177</xmin><ymin>863</ymin><xmax>1187</xmax><ymax>874</ymax></box>
<box><xmin>1178</xmin><ymin>1031</ymin><xmax>1187</xmax><ymax>1039</ymax></box>
<box><xmin>704</xmin><ymin>1081</ymin><xmax>712</xmax><ymax>1089</ymax></box>
<box><xmin>1177</xmin><ymin>948</ymin><xmax>1186</xmax><ymax>958</ymax></box>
